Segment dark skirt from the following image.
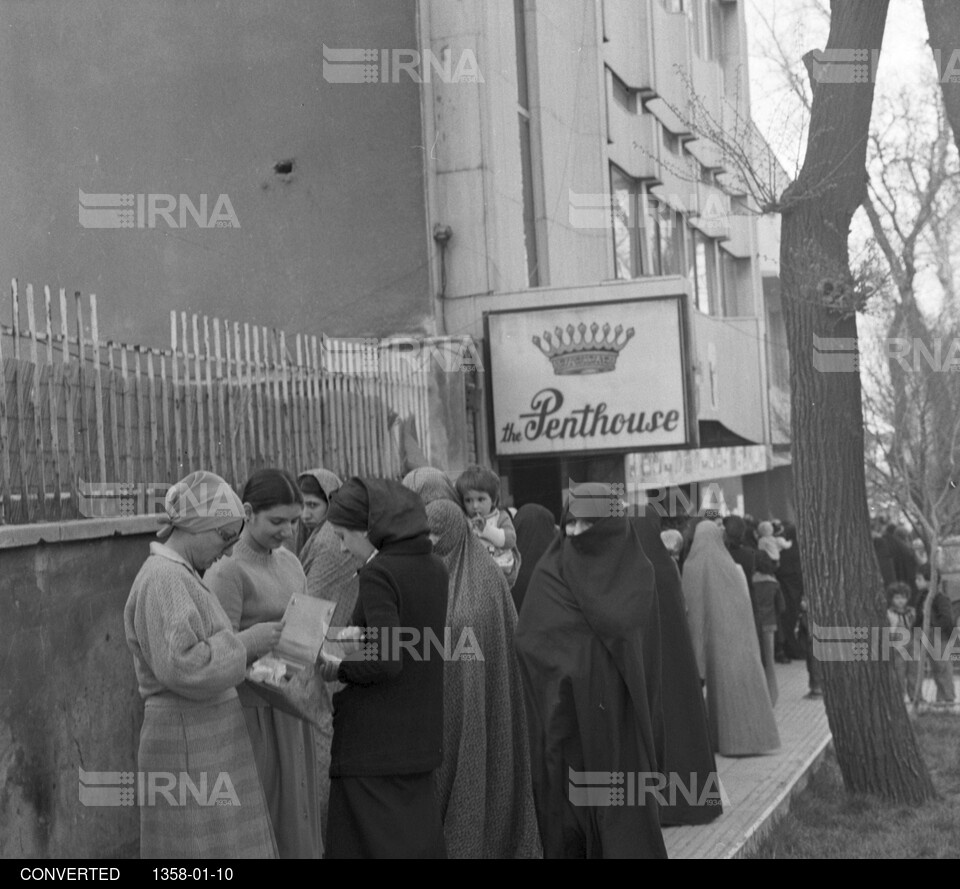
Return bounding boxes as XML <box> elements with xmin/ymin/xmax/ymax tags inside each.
<box><xmin>138</xmin><ymin>692</ymin><xmax>278</xmax><ymax>859</ymax></box>
<box><xmin>325</xmin><ymin>772</ymin><xmax>447</xmax><ymax>859</ymax></box>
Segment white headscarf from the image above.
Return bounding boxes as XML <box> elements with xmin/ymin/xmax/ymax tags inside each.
<box><xmin>156</xmin><ymin>471</ymin><xmax>244</xmax><ymax>540</ymax></box>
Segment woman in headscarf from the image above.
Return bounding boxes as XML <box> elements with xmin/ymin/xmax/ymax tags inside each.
<box><xmin>631</xmin><ymin>506</ymin><xmax>722</xmax><ymax>825</ymax></box>
<box><xmin>297</xmin><ymin>468</ymin><xmax>352</xmax><ymax>838</ymax></box>
<box><xmin>402</xmin><ymin>466</ymin><xmax>460</xmax><ymax>506</ymax></box>
<box><xmin>511</xmin><ymin>503</ymin><xmax>557</xmax><ymax>615</ymax></box>
<box><xmin>681</xmin><ymin>520</ymin><xmax>781</xmax><ymax>757</ymax></box>
<box><xmin>295</xmin><ymin>467</ymin><xmax>342</xmax><ymax>559</ymax></box>
<box><xmin>515</xmin><ymin>482</ymin><xmax>667</xmax><ymax>859</ymax></box>
<box><xmin>318</xmin><ymin>477</ymin><xmax>449</xmax><ymax>859</ymax></box>
<box><xmin>425</xmin><ymin>500</ymin><xmax>542</xmax><ymax>859</ymax></box>
<box><xmin>124</xmin><ymin>471</ymin><xmax>279</xmax><ymax>859</ymax></box>
<box><xmin>205</xmin><ymin>469</ymin><xmax>323</xmax><ymax>859</ymax></box>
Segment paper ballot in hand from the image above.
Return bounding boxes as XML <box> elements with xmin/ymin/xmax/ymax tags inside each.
<box><xmin>245</xmin><ymin>596</ymin><xmax>337</xmax><ymax>726</ymax></box>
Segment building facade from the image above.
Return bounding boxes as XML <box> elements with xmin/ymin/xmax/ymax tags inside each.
<box><xmin>422</xmin><ymin>0</ymin><xmax>794</xmax><ymax>520</ymax></box>
<box><xmin>1</xmin><ymin>0</ymin><xmax>793</xmax><ymax>519</ymax></box>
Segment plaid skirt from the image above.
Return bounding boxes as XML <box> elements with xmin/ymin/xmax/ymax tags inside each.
<box><xmin>138</xmin><ymin>691</ymin><xmax>278</xmax><ymax>859</ymax></box>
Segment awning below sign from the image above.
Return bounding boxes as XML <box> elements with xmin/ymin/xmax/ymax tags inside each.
<box><xmin>625</xmin><ymin>444</ymin><xmax>771</xmax><ymax>487</ymax></box>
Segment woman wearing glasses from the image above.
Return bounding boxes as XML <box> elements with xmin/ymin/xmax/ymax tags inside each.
<box><xmin>205</xmin><ymin>468</ymin><xmax>324</xmax><ymax>859</ymax></box>
<box><xmin>124</xmin><ymin>471</ymin><xmax>282</xmax><ymax>858</ymax></box>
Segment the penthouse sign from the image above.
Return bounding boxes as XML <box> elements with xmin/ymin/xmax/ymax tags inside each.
<box><xmin>487</xmin><ymin>298</ymin><xmax>689</xmax><ymax>456</ymax></box>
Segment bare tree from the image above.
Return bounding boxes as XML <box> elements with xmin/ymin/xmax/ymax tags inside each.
<box><xmin>778</xmin><ymin>0</ymin><xmax>935</xmax><ymax>801</ymax></box>
<box><xmin>658</xmin><ymin>0</ymin><xmax>937</xmax><ymax>800</ymax></box>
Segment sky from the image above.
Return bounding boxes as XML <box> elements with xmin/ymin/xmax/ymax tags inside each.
<box><xmin>744</xmin><ymin>0</ymin><xmax>950</xmax><ymax>321</ymax></box>
<box><xmin>745</xmin><ymin>0</ymin><xmax>933</xmax><ymax>177</ymax></box>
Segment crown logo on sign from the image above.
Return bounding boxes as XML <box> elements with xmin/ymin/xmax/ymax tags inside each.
<box><xmin>532</xmin><ymin>322</ymin><xmax>635</xmax><ymax>375</ymax></box>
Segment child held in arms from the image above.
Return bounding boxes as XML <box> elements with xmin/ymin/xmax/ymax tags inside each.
<box><xmin>455</xmin><ymin>465</ymin><xmax>522</xmax><ymax>588</ymax></box>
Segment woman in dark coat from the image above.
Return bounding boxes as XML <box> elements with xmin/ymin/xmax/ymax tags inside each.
<box><xmin>515</xmin><ymin>483</ymin><xmax>666</xmax><ymax>859</ymax></box>
<box><xmin>511</xmin><ymin>503</ymin><xmax>557</xmax><ymax>614</ymax></box>
<box><xmin>319</xmin><ymin>477</ymin><xmax>449</xmax><ymax>859</ymax></box>
<box><xmin>775</xmin><ymin>522</ymin><xmax>805</xmax><ymax>660</ymax></box>
<box><xmin>631</xmin><ymin>506</ymin><xmax>723</xmax><ymax>826</ymax></box>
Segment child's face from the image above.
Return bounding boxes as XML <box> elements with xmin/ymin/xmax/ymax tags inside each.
<box><xmin>463</xmin><ymin>489</ymin><xmax>494</xmax><ymax>519</ymax></box>
<box><xmin>892</xmin><ymin>594</ymin><xmax>908</xmax><ymax>611</ymax></box>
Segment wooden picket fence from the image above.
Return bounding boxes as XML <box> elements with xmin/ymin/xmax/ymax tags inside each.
<box><xmin>0</xmin><ymin>279</ymin><xmax>469</xmax><ymax>525</ymax></box>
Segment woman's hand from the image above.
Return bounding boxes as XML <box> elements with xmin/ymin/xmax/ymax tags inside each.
<box><xmin>318</xmin><ymin>649</ymin><xmax>343</xmax><ymax>682</ymax></box>
<box><xmin>238</xmin><ymin>620</ymin><xmax>284</xmax><ymax>660</ymax></box>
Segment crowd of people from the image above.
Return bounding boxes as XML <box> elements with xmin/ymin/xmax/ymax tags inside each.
<box><xmin>876</xmin><ymin>519</ymin><xmax>957</xmax><ymax>704</ymax></box>
<box><xmin>123</xmin><ymin>466</ymin><xmax>850</xmax><ymax>859</ymax></box>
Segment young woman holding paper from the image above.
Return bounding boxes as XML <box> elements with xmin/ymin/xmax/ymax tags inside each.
<box><xmin>205</xmin><ymin>468</ymin><xmax>323</xmax><ymax>859</ymax></box>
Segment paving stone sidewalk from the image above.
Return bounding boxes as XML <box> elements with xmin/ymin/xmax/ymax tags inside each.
<box><xmin>664</xmin><ymin>660</ymin><xmax>831</xmax><ymax>859</ymax></box>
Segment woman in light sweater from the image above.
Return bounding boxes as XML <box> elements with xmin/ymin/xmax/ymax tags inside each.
<box><xmin>124</xmin><ymin>471</ymin><xmax>282</xmax><ymax>859</ymax></box>
<box><xmin>205</xmin><ymin>468</ymin><xmax>323</xmax><ymax>859</ymax></box>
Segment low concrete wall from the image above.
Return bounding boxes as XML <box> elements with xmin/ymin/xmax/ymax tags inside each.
<box><xmin>0</xmin><ymin>517</ymin><xmax>158</xmax><ymax>858</ymax></box>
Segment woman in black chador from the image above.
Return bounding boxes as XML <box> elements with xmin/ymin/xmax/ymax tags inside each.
<box><xmin>515</xmin><ymin>483</ymin><xmax>667</xmax><ymax>859</ymax></box>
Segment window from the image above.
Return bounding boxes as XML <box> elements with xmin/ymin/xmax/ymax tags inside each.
<box><xmin>689</xmin><ymin>0</ymin><xmax>721</xmax><ymax>60</ymax></box>
<box><xmin>721</xmin><ymin>251</ymin><xmax>747</xmax><ymax>316</ymax></box>
<box><xmin>691</xmin><ymin>230</ymin><xmax>722</xmax><ymax>314</ymax></box>
<box><xmin>658</xmin><ymin>208</ymin><xmax>686</xmax><ymax>277</ymax></box>
<box><xmin>611</xmin><ymin>165</ymin><xmax>660</xmax><ymax>279</ymax></box>
<box><xmin>515</xmin><ymin>0</ymin><xmax>539</xmax><ymax>287</ymax></box>
<box><xmin>662</xmin><ymin>126</ymin><xmax>682</xmax><ymax>156</ymax></box>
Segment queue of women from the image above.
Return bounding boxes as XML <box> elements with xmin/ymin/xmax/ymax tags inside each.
<box><xmin>124</xmin><ymin>470</ymin><xmax>780</xmax><ymax>859</ymax></box>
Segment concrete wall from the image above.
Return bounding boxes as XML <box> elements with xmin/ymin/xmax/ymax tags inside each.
<box><xmin>0</xmin><ymin>519</ymin><xmax>158</xmax><ymax>858</ymax></box>
<box><xmin>0</xmin><ymin>0</ymin><xmax>432</xmax><ymax>346</ymax></box>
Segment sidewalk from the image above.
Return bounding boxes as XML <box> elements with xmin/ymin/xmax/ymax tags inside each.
<box><xmin>664</xmin><ymin>660</ymin><xmax>831</xmax><ymax>859</ymax></box>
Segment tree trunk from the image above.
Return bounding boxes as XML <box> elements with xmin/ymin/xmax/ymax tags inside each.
<box><xmin>924</xmin><ymin>0</ymin><xmax>960</xmax><ymax>154</ymax></box>
<box><xmin>781</xmin><ymin>0</ymin><xmax>935</xmax><ymax>802</ymax></box>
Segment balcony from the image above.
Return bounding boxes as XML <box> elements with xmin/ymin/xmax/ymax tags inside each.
<box><xmin>602</xmin><ymin>0</ymin><xmax>654</xmax><ymax>92</ymax></box>
<box><xmin>692</xmin><ymin>311</ymin><xmax>764</xmax><ymax>443</ymax></box>
<box><xmin>643</xmin><ymin>1</ymin><xmax>691</xmax><ymax>136</ymax></box>
<box><xmin>608</xmin><ymin>100</ymin><xmax>662</xmax><ymax>183</ymax></box>
<box><xmin>722</xmin><ymin>212</ymin><xmax>754</xmax><ymax>259</ymax></box>
<box><xmin>685</xmin><ymin>135</ymin><xmax>726</xmax><ymax>174</ymax></box>
<box><xmin>690</xmin><ymin>181</ymin><xmax>731</xmax><ymax>241</ymax></box>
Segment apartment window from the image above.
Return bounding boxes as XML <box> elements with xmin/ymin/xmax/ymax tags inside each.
<box><xmin>692</xmin><ymin>230</ymin><xmax>723</xmax><ymax>314</ymax></box>
<box><xmin>721</xmin><ymin>251</ymin><xmax>747</xmax><ymax>316</ymax></box>
<box><xmin>662</xmin><ymin>126</ymin><xmax>682</xmax><ymax>156</ymax></box>
<box><xmin>690</xmin><ymin>0</ymin><xmax>721</xmax><ymax>60</ymax></box>
<box><xmin>611</xmin><ymin>165</ymin><xmax>660</xmax><ymax>279</ymax></box>
<box><xmin>515</xmin><ymin>0</ymin><xmax>539</xmax><ymax>287</ymax></box>
<box><xmin>658</xmin><ymin>208</ymin><xmax>686</xmax><ymax>277</ymax></box>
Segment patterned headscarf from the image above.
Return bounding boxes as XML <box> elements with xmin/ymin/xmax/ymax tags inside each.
<box><xmin>298</xmin><ymin>468</ymin><xmax>342</xmax><ymax>502</ymax></box>
<box><xmin>424</xmin><ymin>499</ymin><xmax>542</xmax><ymax>858</ymax></box>
<box><xmin>156</xmin><ymin>471</ymin><xmax>244</xmax><ymax>541</ymax></box>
